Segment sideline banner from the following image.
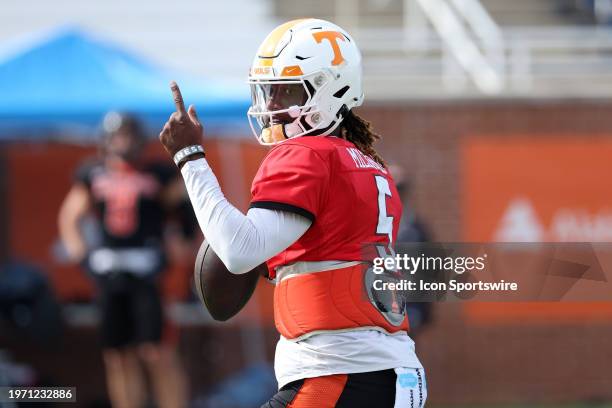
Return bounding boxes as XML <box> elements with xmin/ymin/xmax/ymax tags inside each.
<box><xmin>462</xmin><ymin>138</ymin><xmax>612</xmax><ymax>242</ymax></box>
<box><xmin>460</xmin><ymin>137</ymin><xmax>612</xmax><ymax>322</ymax></box>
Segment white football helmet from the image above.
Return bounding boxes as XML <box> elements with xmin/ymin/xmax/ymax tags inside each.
<box><xmin>248</xmin><ymin>19</ymin><xmax>364</xmax><ymax>145</ymax></box>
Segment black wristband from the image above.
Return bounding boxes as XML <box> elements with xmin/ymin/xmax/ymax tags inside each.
<box><xmin>173</xmin><ymin>145</ymin><xmax>205</xmax><ymax>168</ymax></box>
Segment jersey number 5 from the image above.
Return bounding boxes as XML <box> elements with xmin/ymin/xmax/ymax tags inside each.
<box><xmin>368</xmin><ymin>175</ymin><xmax>405</xmax><ymax>326</ymax></box>
<box><xmin>375</xmin><ymin>175</ymin><xmax>394</xmax><ymax>244</ymax></box>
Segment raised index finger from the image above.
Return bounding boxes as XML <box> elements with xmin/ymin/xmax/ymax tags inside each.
<box><xmin>170</xmin><ymin>81</ymin><xmax>187</xmax><ymax>115</ymax></box>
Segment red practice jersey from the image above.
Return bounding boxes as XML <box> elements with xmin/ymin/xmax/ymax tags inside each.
<box><xmin>250</xmin><ymin>136</ymin><xmax>402</xmax><ymax>277</ymax></box>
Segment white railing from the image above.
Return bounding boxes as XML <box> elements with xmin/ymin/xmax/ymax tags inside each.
<box><xmin>328</xmin><ymin>0</ymin><xmax>612</xmax><ymax>98</ymax></box>
<box><xmin>449</xmin><ymin>0</ymin><xmax>505</xmax><ymax>77</ymax></box>
<box><xmin>413</xmin><ymin>0</ymin><xmax>504</xmax><ymax>93</ymax></box>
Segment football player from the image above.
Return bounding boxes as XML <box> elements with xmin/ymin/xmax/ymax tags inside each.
<box><xmin>160</xmin><ymin>19</ymin><xmax>427</xmax><ymax>407</ymax></box>
<box><xmin>59</xmin><ymin>112</ymin><xmax>190</xmax><ymax>408</ymax></box>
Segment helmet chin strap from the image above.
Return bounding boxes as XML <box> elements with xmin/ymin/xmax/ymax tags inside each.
<box><xmin>260</xmin><ymin>107</ymin><xmax>348</xmax><ymax>143</ymax></box>
<box><xmin>314</xmin><ymin>117</ymin><xmax>343</xmax><ymax>137</ymax></box>
<box><xmin>284</xmin><ymin>121</ymin><xmax>303</xmax><ymax>137</ymax></box>
<box><xmin>261</xmin><ymin>122</ymin><xmax>303</xmax><ymax>144</ymax></box>
<box><xmin>309</xmin><ymin>106</ymin><xmax>348</xmax><ymax>137</ymax></box>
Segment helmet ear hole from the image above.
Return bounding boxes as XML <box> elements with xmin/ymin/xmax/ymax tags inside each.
<box><xmin>304</xmin><ymin>80</ymin><xmax>316</xmax><ymax>97</ymax></box>
<box><xmin>299</xmin><ymin>115</ymin><xmax>312</xmax><ymax>130</ymax></box>
<box><xmin>333</xmin><ymin>86</ymin><xmax>350</xmax><ymax>98</ymax></box>
<box><xmin>336</xmin><ymin>104</ymin><xmax>349</xmax><ymax>119</ymax></box>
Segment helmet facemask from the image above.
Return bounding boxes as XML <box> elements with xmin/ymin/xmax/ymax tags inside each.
<box><xmin>247</xmin><ymin>70</ymin><xmax>337</xmax><ymax>145</ymax></box>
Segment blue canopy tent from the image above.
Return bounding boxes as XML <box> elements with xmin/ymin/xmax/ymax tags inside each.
<box><xmin>0</xmin><ymin>27</ymin><xmax>251</xmax><ymax>141</ymax></box>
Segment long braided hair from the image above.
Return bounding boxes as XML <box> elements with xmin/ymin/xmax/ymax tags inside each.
<box><xmin>339</xmin><ymin>110</ymin><xmax>385</xmax><ymax>166</ymax></box>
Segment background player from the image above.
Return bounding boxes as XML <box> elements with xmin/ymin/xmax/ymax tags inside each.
<box><xmin>160</xmin><ymin>19</ymin><xmax>427</xmax><ymax>407</ymax></box>
<box><xmin>58</xmin><ymin>112</ymin><xmax>190</xmax><ymax>408</ymax></box>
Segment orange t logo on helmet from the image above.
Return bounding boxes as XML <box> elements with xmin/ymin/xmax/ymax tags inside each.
<box><xmin>312</xmin><ymin>31</ymin><xmax>346</xmax><ymax>65</ymax></box>
<box><xmin>248</xmin><ymin>19</ymin><xmax>363</xmax><ymax>145</ymax></box>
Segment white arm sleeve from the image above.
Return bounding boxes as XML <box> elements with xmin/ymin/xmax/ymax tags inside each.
<box><xmin>180</xmin><ymin>158</ymin><xmax>311</xmax><ymax>274</ymax></box>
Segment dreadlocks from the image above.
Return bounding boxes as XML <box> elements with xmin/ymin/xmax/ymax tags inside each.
<box><xmin>339</xmin><ymin>110</ymin><xmax>385</xmax><ymax>166</ymax></box>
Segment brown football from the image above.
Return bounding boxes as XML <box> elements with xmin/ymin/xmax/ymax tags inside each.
<box><xmin>193</xmin><ymin>240</ymin><xmax>265</xmax><ymax>321</ymax></box>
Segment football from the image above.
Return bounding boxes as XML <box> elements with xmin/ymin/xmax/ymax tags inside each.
<box><xmin>193</xmin><ymin>240</ymin><xmax>265</xmax><ymax>321</ymax></box>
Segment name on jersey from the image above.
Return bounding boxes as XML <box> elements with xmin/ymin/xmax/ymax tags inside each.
<box><xmin>345</xmin><ymin>147</ymin><xmax>387</xmax><ymax>173</ymax></box>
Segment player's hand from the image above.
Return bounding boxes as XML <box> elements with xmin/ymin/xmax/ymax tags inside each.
<box><xmin>159</xmin><ymin>81</ymin><xmax>204</xmax><ymax>156</ymax></box>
